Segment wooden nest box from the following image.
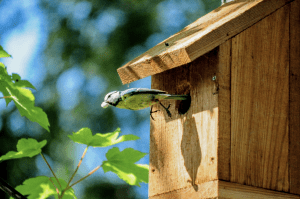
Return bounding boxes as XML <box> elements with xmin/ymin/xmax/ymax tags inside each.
<box><xmin>117</xmin><ymin>0</ymin><xmax>300</xmax><ymax>198</ymax></box>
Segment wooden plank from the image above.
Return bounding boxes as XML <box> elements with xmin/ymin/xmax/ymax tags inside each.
<box><xmin>289</xmin><ymin>0</ymin><xmax>300</xmax><ymax>195</ymax></box>
<box><xmin>118</xmin><ymin>0</ymin><xmax>293</xmax><ymax>84</ymax></box>
<box><xmin>149</xmin><ymin>180</ymin><xmax>218</xmax><ymax>199</ymax></box>
<box><xmin>230</xmin><ymin>4</ymin><xmax>290</xmax><ymax>192</ymax></box>
<box><xmin>149</xmin><ymin>48</ymin><xmax>219</xmax><ymax>196</ymax></box>
<box><xmin>217</xmin><ymin>40</ymin><xmax>232</xmax><ymax>181</ymax></box>
<box><xmin>219</xmin><ymin>181</ymin><xmax>300</xmax><ymax>199</ymax></box>
<box><xmin>149</xmin><ymin>180</ymin><xmax>300</xmax><ymax>199</ymax></box>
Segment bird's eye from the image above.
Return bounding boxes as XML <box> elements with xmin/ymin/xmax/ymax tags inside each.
<box><xmin>104</xmin><ymin>94</ymin><xmax>110</xmax><ymax>101</ymax></box>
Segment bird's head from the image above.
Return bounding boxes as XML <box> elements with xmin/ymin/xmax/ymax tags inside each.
<box><xmin>101</xmin><ymin>91</ymin><xmax>121</xmax><ymax>108</ymax></box>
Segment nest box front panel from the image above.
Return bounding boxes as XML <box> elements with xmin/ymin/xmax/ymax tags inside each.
<box><xmin>149</xmin><ymin>48</ymin><xmax>221</xmax><ymax>195</ymax></box>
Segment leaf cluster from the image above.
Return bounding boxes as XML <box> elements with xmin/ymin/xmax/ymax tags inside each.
<box><xmin>0</xmin><ymin>128</ymin><xmax>148</xmax><ymax>199</ymax></box>
<box><xmin>0</xmin><ymin>46</ymin><xmax>149</xmax><ymax>199</ymax></box>
<box><xmin>0</xmin><ymin>46</ymin><xmax>50</xmax><ymax>131</ymax></box>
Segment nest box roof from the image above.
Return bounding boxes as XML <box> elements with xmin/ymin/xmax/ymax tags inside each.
<box><xmin>117</xmin><ymin>0</ymin><xmax>291</xmax><ymax>84</ymax></box>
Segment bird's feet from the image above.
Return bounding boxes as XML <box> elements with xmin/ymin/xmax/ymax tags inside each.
<box><xmin>159</xmin><ymin>102</ymin><xmax>172</xmax><ymax>118</ymax></box>
<box><xmin>150</xmin><ymin>106</ymin><xmax>159</xmax><ymax>120</ymax></box>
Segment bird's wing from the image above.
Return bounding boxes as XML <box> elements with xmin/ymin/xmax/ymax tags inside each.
<box><xmin>121</xmin><ymin>88</ymin><xmax>167</xmax><ymax>97</ymax></box>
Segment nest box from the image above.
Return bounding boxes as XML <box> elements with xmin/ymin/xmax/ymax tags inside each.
<box><xmin>117</xmin><ymin>0</ymin><xmax>300</xmax><ymax>198</ymax></box>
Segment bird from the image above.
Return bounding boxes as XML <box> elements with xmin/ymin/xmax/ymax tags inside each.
<box><xmin>101</xmin><ymin>88</ymin><xmax>190</xmax><ymax>119</ymax></box>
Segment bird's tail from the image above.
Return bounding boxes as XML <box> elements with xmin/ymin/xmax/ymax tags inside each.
<box><xmin>164</xmin><ymin>94</ymin><xmax>190</xmax><ymax>100</ymax></box>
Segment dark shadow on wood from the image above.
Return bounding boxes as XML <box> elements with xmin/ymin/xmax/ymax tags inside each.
<box><xmin>181</xmin><ymin>116</ymin><xmax>201</xmax><ymax>191</ymax></box>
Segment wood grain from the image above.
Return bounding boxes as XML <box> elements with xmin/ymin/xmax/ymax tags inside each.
<box><xmin>149</xmin><ymin>180</ymin><xmax>218</xmax><ymax>199</ymax></box>
<box><xmin>217</xmin><ymin>40</ymin><xmax>232</xmax><ymax>181</ymax></box>
<box><xmin>149</xmin><ymin>180</ymin><xmax>300</xmax><ymax>199</ymax></box>
<box><xmin>219</xmin><ymin>181</ymin><xmax>300</xmax><ymax>199</ymax></box>
<box><xmin>230</xmin><ymin>4</ymin><xmax>290</xmax><ymax>192</ymax></box>
<box><xmin>118</xmin><ymin>0</ymin><xmax>293</xmax><ymax>84</ymax></box>
<box><xmin>289</xmin><ymin>0</ymin><xmax>300</xmax><ymax>195</ymax></box>
<box><xmin>149</xmin><ymin>48</ymin><xmax>219</xmax><ymax>197</ymax></box>
<box><xmin>147</xmin><ymin>0</ymin><xmax>300</xmax><ymax>197</ymax></box>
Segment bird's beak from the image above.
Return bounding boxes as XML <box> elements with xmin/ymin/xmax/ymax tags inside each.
<box><xmin>101</xmin><ymin>102</ymin><xmax>110</xmax><ymax>108</ymax></box>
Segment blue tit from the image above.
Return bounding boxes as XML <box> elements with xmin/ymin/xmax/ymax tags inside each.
<box><xmin>101</xmin><ymin>88</ymin><xmax>189</xmax><ymax>119</ymax></box>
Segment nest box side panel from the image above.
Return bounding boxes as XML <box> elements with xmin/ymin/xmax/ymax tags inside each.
<box><xmin>289</xmin><ymin>0</ymin><xmax>300</xmax><ymax>195</ymax></box>
<box><xmin>149</xmin><ymin>48</ymin><xmax>221</xmax><ymax>197</ymax></box>
<box><xmin>230</xmin><ymin>4</ymin><xmax>289</xmax><ymax>192</ymax></box>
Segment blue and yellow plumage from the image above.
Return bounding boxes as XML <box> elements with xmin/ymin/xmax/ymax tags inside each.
<box><xmin>101</xmin><ymin>88</ymin><xmax>189</xmax><ymax>119</ymax></box>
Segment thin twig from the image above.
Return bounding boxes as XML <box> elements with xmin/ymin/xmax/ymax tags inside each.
<box><xmin>48</xmin><ymin>177</ymin><xmax>60</xmax><ymax>198</ymax></box>
<box><xmin>61</xmin><ymin>165</ymin><xmax>101</xmax><ymax>199</ymax></box>
<box><xmin>68</xmin><ymin>165</ymin><xmax>101</xmax><ymax>189</ymax></box>
<box><xmin>61</xmin><ymin>146</ymin><xmax>89</xmax><ymax>199</ymax></box>
<box><xmin>0</xmin><ymin>96</ymin><xmax>11</xmax><ymax>99</ymax></box>
<box><xmin>40</xmin><ymin>153</ymin><xmax>62</xmax><ymax>189</ymax></box>
<box><xmin>67</xmin><ymin>146</ymin><xmax>88</xmax><ymax>186</ymax></box>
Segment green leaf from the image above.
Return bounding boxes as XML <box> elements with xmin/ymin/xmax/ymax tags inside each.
<box><xmin>0</xmin><ymin>138</ymin><xmax>47</xmax><ymax>161</ymax></box>
<box><xmin>6</xmin><ymin>86</ymin><xmax>50</xmax><ymax>131</ymax></box>
<box><xmin>68</xmin><ymin>127</ymin><xmax>139</xmax><ymax>147</ymax></box>
<box><xmin>9</xmin><ymin>176</ymin><xmax>77</xmax><ymax>199</ymax></box>
<box><xmin>102</xmin><ymin>147</ymin><xmax>149</xmax><ymax>186</ymax></box>
<box><xmin>12</xmin><ymin>73</ymin><xmax>36</xmax><ymax>89</ymax></box>
<box><xmin>0</xmin><ymin>63</ymin><xmax>11</xmax><ymax>100</ymax></box>
<box><xmin>0</xmin><ymin>62</ymin><xmax>8</xmax><ymax>76</ymax></box>
<box><xmin>0</xmin><ymin>63</ymin><xmax>11</xmax><ymax>102</ymax></box>
<box><xmin>0</xmin><ymin>47</ymin><xmax>49</xmax><ymax>131</ymax></box>
<box><xmin>15</xmin><ymin>79</ymin><xmax>37</xmax><ymax>89</ymax></box>
<box><xmin>0</xmin><ymin>45</ymin><xmax>11</xmax><ymax>58</ymax></box>
<box><xmin>0</xmin><ymin>81</ymin><xmax>13</xmax><ymax>105</ymax></box>
<box><xmin>12</xmin><ymin>73</ymin><xmax>21</xmax><ymax>80</ymax></box>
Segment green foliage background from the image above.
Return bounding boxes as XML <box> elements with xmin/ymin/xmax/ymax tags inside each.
<box><xmin>0</xmin><ymin>0</ymin><xmax>221</xmax><ymax>198</ymax></box>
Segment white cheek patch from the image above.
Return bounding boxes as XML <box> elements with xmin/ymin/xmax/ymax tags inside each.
<box><xmin>104</xmin><ymin>91</ymin><xmax>117</xmax><ymax>101</ymax></box>
<box><xmin>110</xmin><ymin>92</ymin><xmax>121</xmax><ymax>103</ymax></box>
<box><xmin>104</xmin><ymin>95</ymin><xmax>109</xmax><ymax>101</ymax></box>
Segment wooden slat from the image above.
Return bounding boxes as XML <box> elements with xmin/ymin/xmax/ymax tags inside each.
<box><xmin>149</xmin><ymin>48</ymin><xmax>219</xmax><ymax>196</ymax></box>
<box><xmin>117</xmin><ymin>0</ymin><xmax>292</xmax><ymax>84</ymax></box>
<box><xmin>149</xmin><ymin>180</ymin><xmax>300</xmax><ymax>199</ymax></box>
<box><xmin>230</xmin><ymin>4</ymin><xmax>290</xmax><ymax>192</ymax></box>
<box><xmin>219</xmin><ymin>181</ymin><xmax>300</xmax><ymax>199</ymax></box>
<box><xmin>289</xmin><ymin>0</ymin><xmax>300</xmax><ymax>195</ymax></box>
<box><xmin>217</xmin><ymin>40</ymin><xmax>232</xmax><ymax>181</ymax></box>
<box><xmin>149</xmin><ymin>180</ymin><xmax>218</xmax><ymax>199</ymax></box>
